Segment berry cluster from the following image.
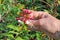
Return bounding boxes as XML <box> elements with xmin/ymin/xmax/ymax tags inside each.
<box><xmin>16</xmin><ymin>9</ymin><xmax>33</xmax><ymax>23</ymax></box>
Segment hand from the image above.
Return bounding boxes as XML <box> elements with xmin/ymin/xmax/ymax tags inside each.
<box><xmin>15</xmin><ymin>9</ymin><xmax>60</xmax><ymax>39</ymax></box>
<box><xmin>20</xmin><ymin>9</ymin><xmax>60</xmax><ymax>34</ymax></box>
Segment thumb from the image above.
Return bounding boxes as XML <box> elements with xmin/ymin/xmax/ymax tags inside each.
<box><xmin>25</xmin><ymin>20</ymin><xmax>40</xmax><ymax>31</ymax></box>
<box><xmin>25</xmin><ymin>20</ymin><xmax>40</xmax><ymax>27</ymax></box>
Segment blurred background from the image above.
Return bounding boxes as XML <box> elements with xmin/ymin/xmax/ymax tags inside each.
<box><xmin>0</xmin><ymin>0</ymin><xmax>60</xmax><ymax>40</ymax></box>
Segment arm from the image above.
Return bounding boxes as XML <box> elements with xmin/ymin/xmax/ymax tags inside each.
<box><xmin>53</xmin><ymin>31</ymin><xmax>60</xmax><ymax>40</ymax></box>
<box><xmin>52</xmin><ymin>20</ymin><xmax>60</xmax><ymax>40</ymax></box>
<box><xmin>22</xmin><ymin>9</ymin><xmax>60</xmax><ymax>40</ymax></box>
<box><xmin>40</xmin><ymin>20</ymin><xmax>60</xmax><ymax>40</ymax></box>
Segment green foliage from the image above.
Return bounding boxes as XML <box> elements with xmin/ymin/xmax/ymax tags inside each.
<box><xmin>0</xmin><ymin>0</ymin><xmax>60</xmax><ymax>40</ymax></box>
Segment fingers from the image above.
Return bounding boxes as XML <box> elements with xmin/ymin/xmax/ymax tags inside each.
<box><xmin>20</xmin><ymin>9</ymin><xmax>36</xmax><ymax>19</ymax></box>
<box><xmin>22</xmin><ymin>9</ymin><xmax>39</xmax><ymax>19</ymax></box>
<box><xmin>25</xmin><ymin>20</ymin><xmax>40</xmax><ymax>30</ymax></box>
<box><xmin>22</xmin><ymin>9</ymin><xmax>49</xmax><ymax>19</ymax></box>
<box><xmin>25</xmin><ymin>20</ymin><xmax>40</xmax><ymax>27</ymax></box>
<box><xmin>27</xmin><ymin>11</ymin><xmax>47</xmax><ymax>20</ymax></box>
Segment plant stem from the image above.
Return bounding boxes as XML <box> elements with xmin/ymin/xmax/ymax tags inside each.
<box><xmin>52</xmin><ymin>0</ymin><xmax>58</xmax><ymax>17</ymax></box>
<box><xmin>32</xmin><ymin>0</ymin><xmax>34</xmax><ymax>10</ymax></box>
<box><xmin>4</xmin><ymin>36</ymin><xmax>7</xmax><ymax>40</ymax></box>
<box><xmin>39</xmin><ymin>0</ymin><xmax>51</xmax><ymax>8</ymax></box>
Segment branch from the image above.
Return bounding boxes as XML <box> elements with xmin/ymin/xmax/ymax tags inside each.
<box><xmin>39</xmin><ymin>0</ymin><xmax>51</xmax><ymax>7</ymax></box>
<box><xmin>32</xmin><ymin>0</ymin><xmax>35</xmax><ymax>10</ymax></box>
<box><xmin>52</xmin><ymin>0</ymin><xmax>58</xmax><ymax>17</ymax></box>
<box><xmin>4</xmin><ymin>36</ymin><xmax>7</xmax><ymax>40</ymax></box>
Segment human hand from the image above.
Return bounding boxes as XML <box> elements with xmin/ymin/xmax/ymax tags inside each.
<box><xmin>16</xmin><ymin>9</ymin><xmax>60</xmax><ymax>34</ymax></box>
<box><xmin>16</xmin><ymin>9</ymin><xmax>60</xmax><ymax>39</ymax></box>
<box><xmin>21</xmin><ymin>9</ymin><xmax>60</xmax><ymax>34</ymax></box>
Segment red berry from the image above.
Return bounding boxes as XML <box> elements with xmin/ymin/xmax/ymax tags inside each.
<box><xmin>19</xmin><ymin>17</ymin><xmax>26</xmax><ymax>23</ymax></box>
<box><xmin>27</xmin><ymin>15</ymin><xmax>34</xmax><ymax>20</ymax></box>
<box><xmin>23</xmin><ymin>9</ymin><xmax>27</xmax><ymax>13</ymax></box>
<box><xmin>15</xmin><ymin>18</ymin><xmax>20</xmax><ymax>20</ymax></box>
<box><xmin>20</xmin><ymin>13</ymin><xmax>24</xmax><ymax>16</ymax></box>
<box><xmin>22</xmin><ymin>9</ymin><xmax>32</xmax><ymax>14</ymax></box>
<box><xmin>27</xmin><ymin>11</ymin><xmax>32</xmax><ymax>14</ymax></box>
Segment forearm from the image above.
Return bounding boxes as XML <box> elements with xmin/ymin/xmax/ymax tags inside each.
<box><xmin>43</xmin><ymin>20</ymin><xmax>60</xmax><ymax>40</ymax></box>
<box><xmin>43</xmin><ymin>29</ymin><xmax>60</xmax><ymax>40</ymax></box>
<box><xmin>53</xmin><ymin>31</ymin><xmax>60</xmax><ymax>40</ymax></box>
<box><xmin>51</xmin><ymin>20</ymin><xmax>60</xmax><ymax>40</ymax></box>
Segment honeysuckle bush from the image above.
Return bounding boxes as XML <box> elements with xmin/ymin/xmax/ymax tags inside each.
<box><xmin>0</xmin><ymin>0</ymin><xmax>60</xmax><ymax>40</ymax></box>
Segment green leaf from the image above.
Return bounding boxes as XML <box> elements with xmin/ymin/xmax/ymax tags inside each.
<box><xmin>16</xmin><ymin>37</ymin><xmax>24</xmax><ymax>40</ymax></box>
<box><xmin>9</xmin><ymin>31</ymin><xmax>19</xmax><ymax>34</ymax></box>
<box><xmin>17</xmin><ymin>4</ymin><xmax>25</xmax><ymax>9</ymax></box>
<box><xmin>43</xmin><ymin>9</ymin><xmax>49</xmax><ymax>13</ymax></box>
<box><xmin>58</xmin><ymin>0</ymin><xmax>60</xmax><ymax>4</ymax></box>
<box><xmin>0</xmin><ymin>0</ymin><xmax>2</xmax><ymax>4</ymax></box>
<box><xmin>36</xmin><ymin>31</ymin><xmax>42</xmax><ymax>40</ymax></box>
<box><xmin>1</xmin><ymin>33</ymin><xmax>14</xmax><ymax>38</ymax></box>
<box><xmin>57</xmin><ymin>5</ymin><xmax>60</xmax><ymax>13</ymax></box>
<box><xmin>6</xmin><ymin>24</ymin><xmax>19</xmax><ymax>31</ymax></box>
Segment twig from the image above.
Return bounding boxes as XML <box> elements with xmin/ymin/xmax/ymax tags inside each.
<box><xmin>32</xmin><ymin>0</ymin><xmax>34</xmax><ymax>4</ymax></box>
<box><xmin>4</xmin><ymin>36</ymin><xmax>7</xmax><ymax>40</ymax></box>
<box><xmin>52</xmin><ymin>0</ymin><xmax>58</xmax><ymax>17</ymax></box>
<box><xmin>3</xmin><ymin>9</ymin><xmax>9</xmax><ymax>19</ymax></box>
<box><xmin>24</xmin><ymin>0</ymin><xmax>26</xmax><ymax>2</ymax></box>
<box><xmin>13</xmin><ymin>0</ymin><xmax>17</xmax><ymax>6</ymax></box>
<box><xmin>0</xmin><ymin>31</ymin><xmax>2</xmax><ymax>34</ymax></box>
<box><xmin>32</xmin><ymin>0</ymin><xmax>34</xmax><ymax>9</ymax></box>
<box><xmin>39</xmin><ymin>0</ymin><xmax>51</xmax><ymax>7</ymax></box>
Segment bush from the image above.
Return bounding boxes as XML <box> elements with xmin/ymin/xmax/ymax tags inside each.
<box><xmin>0</xmin><ymin>0</ymin><xmax>60</xmax><ymax>40</ymax></box>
